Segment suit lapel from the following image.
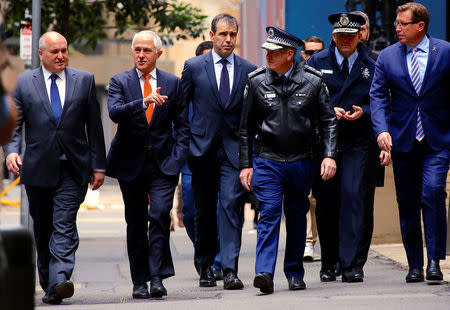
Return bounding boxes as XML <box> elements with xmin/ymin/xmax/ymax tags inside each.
<box><xmin>32</xmin><ymin>67</ymin><xmax>55</xmax><ymax>122</ymax></box>
<box><xmin>420</xmin><ymin>37</ymin><xmax>436</xmax><ymax>95</ymax></box>
<box><xmin>150</xmin><ymin>69</ymin><xmax>167</xmax><ymax>128</ymax></box>
<box><xmin>129</xmin><ymin>68</ymin><xmax>150</xmax><ymax>126</ymax></box>
<box><xmin>228</xmin><ymin>54</ymin><xmax>242</xmax><ymax>109</ymax></box>
<box><xmin>60</xmin><ymin>68</ymin><xmax>77</xmax><ymax>123</ymax></box>
<box><xmin>399</xmin><ymin>44</ymin><xmax>418</xmax><ymax>97</ymax></box>
<box><xmin>204</xmin><ymin>53</ymin><xmax>222</xmax><ymax>106</ymax></box>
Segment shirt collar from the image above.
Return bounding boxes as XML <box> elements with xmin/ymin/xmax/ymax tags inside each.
<box><xmin>406</xmin><ymin>35</ymin><xmax>429</xmax><ymax>54</ymax></box>
<box><xmin>212</xmin><ymin>49</ymin><xmax>234</xmax><ymax>66</ymax></box>
<box><xmin>42</xmin><ymin>66</ymin><xmax>65</xmax><ymax>81</ymax></box>
<box><xmin>136</xmin><ymin>67</ymin><xmax>157</xmax><ymax>79</ymax></box>
<box><xmin>334</xmin><ymin>47</ymin><xmax>358</xmax><ymax>67</ymax></box>
<box><xmin>279</xmin><ymin>63</ymin><xmax>294</xmax><ymax>79</ymax></box>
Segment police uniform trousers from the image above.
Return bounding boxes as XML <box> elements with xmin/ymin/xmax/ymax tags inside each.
<box><xmin>118</xmin><ymin>153</ymin><xmax>178</xmax><ymax>285</ymax></box>
<box><xmin>391</xmin><ymin>140</ymin><xmax>449</xmax><ymax>268</ymax></box>
<box><xmin>252</xmin><ymin>156</ymin><xmax>313</xmax><ymax>278</ymax></box>
<box><xmin>314</xmin><ymin>142</ymin><xmax>371</xmax><ymax>271</ymax></box>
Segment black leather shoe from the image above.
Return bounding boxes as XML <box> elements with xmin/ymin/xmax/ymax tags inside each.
<box><xmin>132</xmin><ymin>283</ymin><xmax>150</xmax><ymax>299</ymax></box>
<box><xmin>342</xmin><ymin>268</ymin><xmax>363</xmax><ymax>283</ymax></box>
<box><xmin>253</xmin><ymin>272</ymin><xmax>273</xmax><ymax>294</ymax></box>
<box><xmin>150</xmin><ymin>276</ymin><xmax>167</xmax><ymax>297</ymax></box>
<box><xmin>334</xmin><ymin>262</ymin><xmax>342</xmax><ymax>277</ymax></box>
<box><xmin>405</xmin><ymin>268</ymin><xmax>424</xmax><ymax>283</ymax></box>
<box><xmin>287</xmin><ymin>277</ymin><xmax>306</xmax><ymax>290</ymax></box>
<box><xmin>355</xmin><ymin>266</ymin><xmax>365</xmax><ymax>278</ymax></box>
<box><xmin>199</xmin><ymin>267</ymin><xmax>217</xmax><ymax>287</ymax></box>
<box><xmin>42</xmin><ymin>292</ymin><xmax>62</xmax><ymax>305</ymax></box>
<box><xmin>320</xmin><ymin>269</ymin><xmax>336</xmax><ymax>282</ymax></box>
<box><xmin>47</xmin><ymin>280</ymin><xmax>74</xmax><ymax>303</ymax></box>
<box><xmin>426</xmin><ymin>260</ymin><xmax>443</xmax><ymax>281</ymax></box>
<box><xmin>223</xmin><ymin>270</ymin><xmax>244</xmax><ymax>290</ymax></box>
<box><xmin>212</xmin><ymin>267</ymin><xmax>223</xmax><ymax>281</ymax></box>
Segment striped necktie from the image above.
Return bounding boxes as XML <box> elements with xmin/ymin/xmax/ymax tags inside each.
<box><xmin>410</xmin><ymin>48</ymin><xmax>424</xmax><ymax>141</ymax></box>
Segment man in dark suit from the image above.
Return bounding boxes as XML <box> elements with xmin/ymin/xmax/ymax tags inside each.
<box><xmin>181</xmin><ymin>13</ymin><xmax>256</xmax><ymax>289</ymax></box>
<box><xmin>107</xmin><ymin>30</ymin><xmax>189</xmax><ymax>298</ymax></box>
<box><xmin>308</xmin><ymin>13</ymin><xmax>390</xmax><ymax>283</ymax></box>
<box><xmin>370</xmin><ymin>2</ymin><xmax>449</xmax><ymax>283</ymax></box>
<box><xmin>5</xmin><ymin>31</ymin><xmax>106</xmax><ymax>304</ymax></box>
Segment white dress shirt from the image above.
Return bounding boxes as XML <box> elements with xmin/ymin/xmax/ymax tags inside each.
<box><xmin>211</xmin><ymin>49</ymin><xmax>234</xmax><ymax>93</ymax></box>
<box><xmin>136</xmin><ymin>67</ymin><xmax>157</xmax><ymax>109</ymax></box>
<box><xmin>42</xmin><ymin>66</ymin><xmax>66</xmax><ymax>108</ymax></box>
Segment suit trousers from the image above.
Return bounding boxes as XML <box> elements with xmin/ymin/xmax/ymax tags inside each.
<box><xmin>25</xmin><ymin>161</ymin><xmax>87</xmax><ymax>292</ymax></box>
<box><xmin>119</xmin><ymin>155</ymin><xmax>178</xmax><ymax>285</ymax></box>
<box><xmin>392</xmin><ymin>141</ymin><xmax>449</xmax><ymax>268</ymax></box>
<box><xmin>189</xmin><ymin>142</ymin><xmax>245</xmax><ymax>273</ymax></box>
<box><xmin>252</xmin><ymin>157</ymin><xmax>313</xmax><ymax>278</ymax></box>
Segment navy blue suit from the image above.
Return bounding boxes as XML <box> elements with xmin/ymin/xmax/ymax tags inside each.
<box><xmin>308</xmin><ymin>42</ymin><xmax>381</xmax><ymax>272</ymax></box>
<box><xmin>5</xmin><ymin>66</ymin><xmax>106</xmax><ymax>292</ymax></box>
<box><xmin>370</xmin><ymin>35</ymin><xmax>450</xmax><ymax>268</ymax></box>
<box><xmin>181</xmin><ymin>52</ymin><xmax>256</xmax><ymax>272</ymax></box>
<box><xmin>107</xmin><ymin>68</ymin><xmax>189</xmax><ymax>284</ymax></box>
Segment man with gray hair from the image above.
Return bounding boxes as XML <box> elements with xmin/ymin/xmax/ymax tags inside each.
<box><xmin>106</xmin><ymin>30</ymin><xmax>189</xmax><ymax>298</ymax></box>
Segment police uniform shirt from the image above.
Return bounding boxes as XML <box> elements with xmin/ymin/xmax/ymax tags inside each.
<box><xmin>334</xmin><ymin>47</ymin><xmax>358</xmax><ymax>73</ymax></box>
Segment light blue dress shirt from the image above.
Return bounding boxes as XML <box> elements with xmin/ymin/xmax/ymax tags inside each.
<box><xmin>406</xmin><ymin>35</ymin><xmax>429</xmax><ymax>89</ymax></box>
<box><xmin>334</xmin><ymin>47</ymin><xmax>358</xmax><ymax>74</ymax></box>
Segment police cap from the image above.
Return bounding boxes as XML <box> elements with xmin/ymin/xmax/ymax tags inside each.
<box><xmin>261</xmin><ymin>26</ymin><xmax>304</xmax><ymax>51</ymax></box>
<box><xmin>328</xmin><ymin>13</ymin><xmax>366</xmax><ymax>34</ymax></box>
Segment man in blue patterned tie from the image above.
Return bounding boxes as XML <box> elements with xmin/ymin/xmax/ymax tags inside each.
<box><xmin>370</xmin><ymin>2</ymin><xmax>450</xmax><ymax>283</ymax></box>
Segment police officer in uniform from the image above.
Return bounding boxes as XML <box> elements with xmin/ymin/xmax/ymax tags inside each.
<box><xmin>307</xmin><ymin>13</ymin><xmax>390</xmax><ymax>283</ymax></box>
<box><xmin>239</xmin><ymin>26</ymin><xmax>337</xmax><ymax>294</ymax></box>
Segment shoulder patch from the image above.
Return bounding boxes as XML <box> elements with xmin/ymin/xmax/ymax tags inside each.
<box><xmin>248</xmin><ymin>66</ymin><xmax>266</xmax><ymax>78</ymax></box>
<box><xmin>304</xmin><ymin>65</ymin><xmax>323</xmax><ymax>77</ymax></box>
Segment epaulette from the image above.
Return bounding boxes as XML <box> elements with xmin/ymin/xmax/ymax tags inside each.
<box><xmin>248</xmin><ymin>66</ymin><xmax>266</xmax><ymax>78</ymax></box>
<box><xmin>304</xmin><ymin>65</ymin><xmax>323</xmax><ymax>77</ymax></box>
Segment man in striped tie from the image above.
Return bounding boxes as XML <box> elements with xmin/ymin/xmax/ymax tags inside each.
<box><xmin>370</xmin><ymin>2</ymin><xmax>450</xmax><ymax>283</ymax></box>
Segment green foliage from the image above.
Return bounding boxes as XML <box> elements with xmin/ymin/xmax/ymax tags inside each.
<box><xmin>2</xmin><ymin>0</ymin><xmax>207</xmax><ymax>50</ymax></box>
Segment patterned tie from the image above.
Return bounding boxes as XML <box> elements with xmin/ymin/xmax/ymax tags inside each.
<box><xmin>143</xmin><ymin>73</ymin><xmax>153</xmax><ymax>124</ymax></box>
<box><xmin>219</xmin><ymin>58</ymin><xmax>230</xmax><ymax>107</ymax></box>
<box><xmin>342</xmin><ymin>57</ymin><xmax>349</xmax><ymax>78</ymax></box>
<box><xmin>50</xmin><ymin>74</ymin><xmax>62</xmax><ymax>124</ymax></box>
<box><xmin>410</xmin><ymin>48</ymin><xmax>424</xmax><ymax>141</ymax></box>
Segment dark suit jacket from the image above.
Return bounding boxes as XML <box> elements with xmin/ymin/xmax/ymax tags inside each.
<box><xmin>106</xmin><ymin>68</ymin><xmax>189</xmax><ymax>181</ymax></box>
<box><xmin>181</xmin><ymin>52</ymin><xmax>256</xmax><ymax>168</ymax></box>
<box><xmin>370</xmin><ymin>35</ymin><xmax>450</xmax><ymax>152</ymax></box>
<box><xmin>5</xmin><ymin>66</ymin><xmax>106</xmax><ymax>187</ymax></box>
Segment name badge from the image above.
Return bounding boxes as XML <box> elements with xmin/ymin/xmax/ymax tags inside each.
<box><xmin>264</xmin><ymin>93</ymin><xmax>277</xmax><ymax>99</ymax></box>
<box><xmin>321</xmin><ymin>69</ymin><xmax>333</xmax><ymax>74</ymax></box>
<box><xmin>295</xmin><ymin>93</ymin><xmax>307</xmax><ymax>97</ymax></box>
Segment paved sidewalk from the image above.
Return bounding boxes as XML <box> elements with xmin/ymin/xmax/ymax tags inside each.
<box><xmin>1</xmin><ymin>183</ymin><xmax>449</xmax><ymax>309</ymax></box>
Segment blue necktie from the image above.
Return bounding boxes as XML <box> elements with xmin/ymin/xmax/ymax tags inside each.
<box><xmin>50</xmin><ymin>74</ymin><xmax>63</xmax><ymax>124</ymax></box>
<box><xmin>409</xmin><ymin>48</ymin><xmax>424</xmax><ymax>141</ymax></box>
<box><xmin>219</xmin><ymin>58</ymin><xmax>230</xmax><ymax>107</ymax></box>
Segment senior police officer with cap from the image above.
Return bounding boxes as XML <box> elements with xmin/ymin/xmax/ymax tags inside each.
<box><xmin>239</xmin><ymin>26</ymin><xmax>337</xmax><ymax>294</ymax></box>
<box><xmin>308</xmin><ymin>13</ymin><xmax>391</xmax><ymax>283</ymax></box>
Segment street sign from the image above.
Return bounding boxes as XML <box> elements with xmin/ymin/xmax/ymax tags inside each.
<box><xmin>20</xmin><ymin>27</ymin><xmax>32</xmax><ymax>60</ymax></box>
